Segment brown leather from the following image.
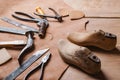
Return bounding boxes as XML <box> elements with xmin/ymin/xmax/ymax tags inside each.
<box><xmin>0</xmin><ymin>0</ymin><xmax>77</xmax><ymax>80</ymax></box>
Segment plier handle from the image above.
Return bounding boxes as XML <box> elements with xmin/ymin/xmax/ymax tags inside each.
<box><xmin>12</xmin><ymin>12</ymin><xmax>49</xmax><ymax>38</ymax></box>
<box><xmin>12</xmin><ymin>12</ymin><xmax>42</xmax><ymax>22</ymax></box>
<box><xmin>24</xmin><ymin>53</ymin><xmax>51</xmax><ymax>80</ymax></box>
<box><xmin>34</xmin><ymin>7</ymin><xmax>69</xmax><ymax>22</ymax></box>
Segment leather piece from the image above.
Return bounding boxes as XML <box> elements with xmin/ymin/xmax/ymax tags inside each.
<box><xmin>59</xmin><ymin>8</ymin><xmax>85</xmax><ymax>20</ymax></box>
<box><xmin>0</xmin><ymin>48</ymin><xmax>11</xmax><ymax>65</ymax></box>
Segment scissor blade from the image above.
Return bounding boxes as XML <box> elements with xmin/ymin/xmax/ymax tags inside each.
<box><xmin>4</xmin><ymin>48</ymin><xmax>49</xmax><ymax>80</ymax></box>
<box><xmin>1</xmin><ymin>17</ymin><xmax>38</xmax><ymax>33</ymax></box>
<box><xmin>0</xmin><ymin>26</ymin><xmax>26</xmax><ymax>35</ymax></box>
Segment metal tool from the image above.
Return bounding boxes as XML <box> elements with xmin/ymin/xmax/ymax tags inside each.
<box><xmin>0</xmin><ymin>25</ymin><xmax>27</xmax><ymax>35</ymax></box>
<box><xmin>0</xmin><ymin>40</ymin><xmax>26</xmax><ymax>48</ymax></box>
<box><xmin>35</xmin><ymin>7</ymin><xmax>49</xmax><ymax>39</ymax></box>
<box><xmin>4</xmin><ymin>48</ymin><xmax>49</xmax><ymax>80</ymax></box>
<box><xmin>34</xmin><ymin>7</ymin><xmax>69</xmax><ymax>22</ymax></box>
<box><xmin>24</xmin><ymin>53</ymin><xmax>51</xmax><ymax>80</ymax></box>
<box><xmin>1</xmin><ymin>17</ymin><xmax>38</xmax><ymax>33</ymax></box>
<box><xmin>12</xmin><ymin>12</ymin><xmax>49</xmax><ymax>38</ymax></box>
<box><xmin>18</xmin><ymin>31</ymin><xmax>34</xmax><ymax>65</ymax></box>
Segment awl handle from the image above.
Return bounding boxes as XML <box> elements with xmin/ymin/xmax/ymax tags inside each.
<box><xmin>0</xmin><ymin>40</ymin><xmax>26</xmax><ymax>48</ymax></box>
<box><xmin>36</xmin><ymin>7</ymin><xmax>45</xmax><ymax>17</ymax></box>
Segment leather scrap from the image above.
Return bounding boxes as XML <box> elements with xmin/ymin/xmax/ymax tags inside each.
<box><xmin>59</xmin><ymin>8</ymin><xmax>85</xmax><ymax>20</ymax></box>
<box><xmin>0</xmin><ymin>48</ymin><xmax>12</xmax><ymax>65</ymax></box>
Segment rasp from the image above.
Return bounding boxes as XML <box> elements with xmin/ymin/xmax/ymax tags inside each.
<box><xmin>4</xmin><ymin>48</ymin><xmax>49</xmax><ymax>80</ymax></box>
<box><xmin>1</xmin><ymin>17</ymin><xmax>38</xmax><ymax>33</ymax></box>
<box><xmin>0</xmin><ymin>26</ymin><xmax>27</xmax><ymax>35</ymax></box>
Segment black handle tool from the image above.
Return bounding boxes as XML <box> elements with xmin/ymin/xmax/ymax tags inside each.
<box><xmin>34</xmin><ymin>7</ymin><xmax>69</xmax><ymax>23</ymax></box>
<box><xmin>12</xmin><ymin>12</ymin><xmax>49</xmax><ymax>38</ymax></box>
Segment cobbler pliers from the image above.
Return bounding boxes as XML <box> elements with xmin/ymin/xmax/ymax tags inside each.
<box><xmin>12</xmin><ymin>11</ymin><xmax>49</xmax><ymax>38</ymax></box>
<box><xmin>24</xmin><ymin>53</ymin><xmax>51</xmax><ymax>80</ymax></box>
<box><xmin>34</xmin><ymin>7</ymin><xmax>69</xmax><ymax>22</ymax></box>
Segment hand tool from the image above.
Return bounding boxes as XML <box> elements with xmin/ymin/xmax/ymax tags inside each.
<box><xmin>1</xmin><ymin>17</ymin><xmax>38</xmax><ymax>33</ymax></box>
<box><xmin>0</xmin><ymin>40</ymin><xmax>26</xmax><ymax>48</ymax></box>
<box><xmin>34</xmin><ymin>7</ymin><xmax>69</xmax><ymax>22</ymax></box>
<box><xmin>0</xmin><ymin>25</ymin><xmax>27</xmax><ymax>35</ymax></box>
<box><xmin>18</xmin><ymin>31</ymin><xmax>34</xmax><ymax>65</ymax></box>
<box><xmin>24</xmin><ymin>53</ymin><xmax>51</xmax><ymax>80</ymax></box>
<box><xmin>34</xmin><ymin>7</ymin><xmax>49</xmax><ymax>39</ymax></box>
<box><xmin>12</xmin><ymin>12</ymin><xmax>49</xmax><ymax>38</ymax></box>
<box><xmin>4</xmin><ymin>48</ymin><xmax>49</xmax><ymax>80</ymax></box>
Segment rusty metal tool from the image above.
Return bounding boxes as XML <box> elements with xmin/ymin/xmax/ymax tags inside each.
<box><xmin>12</xmin><ymin>12</ymin><xmax>49</xmax><ymax>38</ymax></box>
<box><xmin>34</xmin><ymin>7</ymin><xmax>69</xmax><ymax>22</ymax></box>
<box><xmin>34</xmin><ymin>7</ymin><xmax>49</xmax><ymax>39</ymax></box>
<box><xmin>0</xmin><ymin>25</ymin><xmax>28</xmax><ymax>35</ymax></box>
<box><xmin>1</xmin><ymin>17</ymin><xmax>38</xmax><ymax>33</ymax></box>
<box><xmin>18</xmin><ymin>31</ymin><xmax>34</xmax><ymax>65</ymax></box>
<box><xmin>24</xmin><ymin>53</ymin><xmax>51</xmax><ymax>80</ymax></box>
<box><xmin>4</xmin><ymin>48</ymin><xmax>49</xmax><ymax>80</ymax></box>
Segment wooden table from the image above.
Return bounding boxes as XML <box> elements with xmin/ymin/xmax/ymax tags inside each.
<box><xmin>0</xmin><ymin>0</ymin><xmax>120</xmax><ymax>80</ymax></box>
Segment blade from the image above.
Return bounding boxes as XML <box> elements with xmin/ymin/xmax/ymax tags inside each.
<box><xmin>0</xmin><ymin>26</ymin><xmax>27</xmax><ymax>35</ymax></box>
<box><xmin>1</xmin><ymin>17</ymin><xmax>38</xmax><ymax>33</ymax></box>
<box><xmin>4</xmin><ymin>48</ymin><xmax>49</xmax><ymax>80</ymax></box>
<box><xmin>41</xmin><ymin>52</ymin><xmax>51</xmax><ymax>63</ymax></box>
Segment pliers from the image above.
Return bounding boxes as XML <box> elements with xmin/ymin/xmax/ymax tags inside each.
<box><xmin>12</xmin><ymin>12</ymin><xmax>49</xmax><ymax>38</ymax></box>
<box><xmin>24</xmin><ymin>53</ymin><xmax>51</xmax><ymax>80</ymax></box>
<box><xmin>34</xmin><ymin>7</ymin><xmax>69</xmax><ymax>22</ymax></box>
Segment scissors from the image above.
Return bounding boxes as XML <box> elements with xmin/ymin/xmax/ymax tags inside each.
<box><xmin>24</xmin><ymin>53</ymin><xmax>51</xmax><ymax>80</ymax></box>
<box><xmin>12</xmin><ymin>11</ymin><xmax>49</xmax><ymax>38</ymax></box>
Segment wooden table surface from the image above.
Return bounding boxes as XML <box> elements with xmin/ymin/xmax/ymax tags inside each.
<box><xmin>0</xmin><ymin>0</ymin><xmax>119</xmax><ymax>80</ymax></box>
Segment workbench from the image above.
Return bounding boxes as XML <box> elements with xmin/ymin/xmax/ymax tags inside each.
<box><xmin>0</xmin><ymin>0</ymin><xmax>120</xmax><ymax>80</ymax></box>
